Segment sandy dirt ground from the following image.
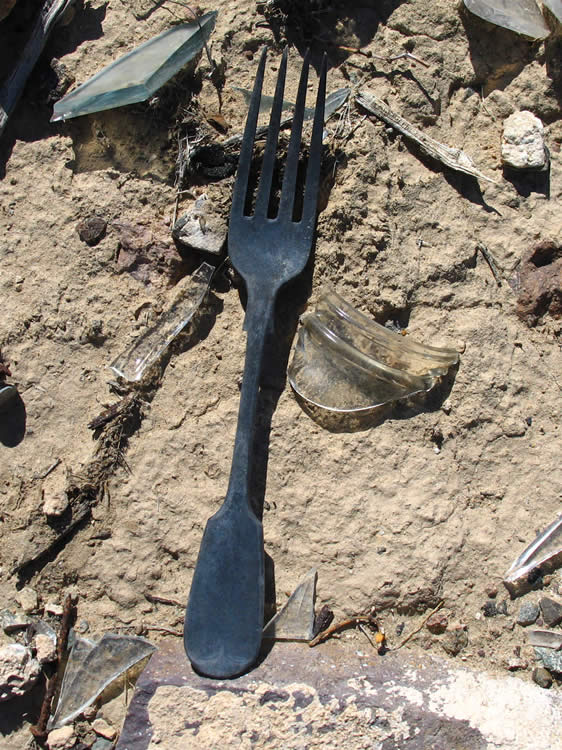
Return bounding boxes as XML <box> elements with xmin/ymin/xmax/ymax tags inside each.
<box><xmin>0</xmin><ymin>0</ymin><xmax>561</xmax><ymax>746</ymax></box>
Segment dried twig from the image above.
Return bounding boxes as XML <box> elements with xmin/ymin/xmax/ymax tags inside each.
<box><xmin>477</xmin><ymin>242</ymin><xmax>503</xmax><ymax>286</ymax></box>
<box><xmin>144</xmin><ymin>593</ymin><xmax>184</xmax><ymax>608</ymax></box>
<box><xmin>144</xmin><ymin>625</ymin><xmax>183</xmax><ymax>637</ymax></box>
<box><xmin>356</xmin><ymin>90</ymin><xmax>497</xmax><ymax>185</ymax></box>
<box><xmin>33</xmin><ymin>458</ymin><xmax>61</xmax><ymax>480</ymax></box>
<box><xmin>392</xmin><ymin>600</ymin><xmax>444</xmax><ymax>651</ymax></box>
<box><xmin>309</xmin><ymin>614</ymin><xmax>377</xmax><ymax>647</ymax></box>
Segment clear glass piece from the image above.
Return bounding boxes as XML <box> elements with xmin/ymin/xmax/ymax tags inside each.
<box><xmin>463</xmin><ymin>0</ymin><xmax>550</xmax><ymax>39</ymax></box>
<box><xmin>288</xmin><ymin>289</ymin><xmax>459</xmax><ymax>413</ymax></box>
<box><xmin>110</xmin><ymin>261</ymin><xmax>216</xmax><ymax>382</ymax></box>
<box><xmin>543</xmin><ymin>0</ymin><xmax>562</xmax><ymax>22</ymax></box>
<box><xmin>504</xmin><ymin>514</ymin><xmax>562</xmax><ymax>583</ymax></box>
<box><xmin>51</xmin><ymin>11</ymin><xmax>218</xmax><ymax>122</ymax></box>
<box><xmin>263</xmin><ymin>569</ymin><xmax>317</xmax><ymax>641</ymax></box>
<box><xmin>233</xmin><ymin>86</ymin><xmax>350</xmax><ymax>121</ymax></box>
<box><xmin>49</xmin><ymin>634</ymin><xmax>155</xmax><ymax>729</ymax></box>
<box><xmin>528</xmin><ymin>629</ymin><xmax>562</xmax><ymax>649</ymax></box>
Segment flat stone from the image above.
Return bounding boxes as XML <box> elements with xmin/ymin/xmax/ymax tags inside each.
<box><xmin>501</xmin><ymin>111</ymin><xmax>548</xmax><ymax>171</ymax></box>
<box><xmin>426</xmin><ymin>611</ymin><xmax>448</xmax><ymax>634</ymax></box>
<box><xmin>532</xmin><ymin>667</ymin><xmax>553</xmax><ymax>689</ymax></box>
<box><xmin>516</xmin><ymin>602</ymin><xmax>539</xmax><ymax>627</ymax></box>
<box><xmin>45</xmin><ymin>602</ymin><xmax>64</xmax><ymax>616</ymax></box>
<box><xmin>43</xmin><ymin>492</ymin><xmax>69</xmax><ymax>518</ymax></box>
<box><xmin>77</xmin><ymin>216</ymin><xmax>107</xmax><ymax>246</ymax></box>
<box><xmin>47</xmin><ymin>724</ymin><xmax>77</xmax><ymax>749</ymax></box>
<box><xmin>172</xmin><ymin>194</ymin><xmax>227</xmax><ymax>257</ymax></box>
<box><xmin>539</xmin><ymin>597</ymin><xmax>562</xmax><ymax>627</ymax></box>
<box><xmin>117</xmin><ymin>640</ymin><xmax>562</xmax><ymax>750</ymax></box>
<box><xmin>0</xmin><ymin>608</ymin><xmax>31</xmax><ymax>634</ymax></box>
<box><xmin>516</xmin><ymin>241</ymin><xmax>562</xmax><ymax>326</ymax></box>
<box><xmin>15</xmin><ymin>586</ymin><xmax>39</xmax><ymax>614</ymax></box>
<box><xmin>0</xmin><ymin>644</ymin><xmax>41</xmax><ymax>701</ymax></box>
<box><xmin>92</xmin><ymin>717</ymin><xmax>117</xmax><ymax>740</ymax></box>
<box><xmin>34</xmin><ymin>634</ymin><xmax>57</xmax><ymax>664</ymax></box>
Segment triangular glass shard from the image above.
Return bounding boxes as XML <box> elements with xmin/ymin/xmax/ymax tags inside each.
<box><xmin>463</xmin><ymin>0</ymin><xmax>550</xmax><ymax>39</ymax></box>
<box><xmin>49</xmin><ymin>634</ymin><xmax>155</xmax><ymax>729</ymax></box>
<box><xmin>543</xmin><ymin>0</ymin><xmax>562</xmax><ymax>22</ymax></box>
<box><xmin>51</xmin><ymin>11</ymin><xmax>218</xmax><ymax>122</ymax></box>
<box><xmin>288</xmin><ymin>289</ymin><xmax>459</xmax><ymax>414</ymax></box>
<box><xmin>263</xmin><ymin>569</ymin><xmax>317</xmax><ymax>641</ymax></box>
<box><xmin>110</xmin><ymin>261</ymin><xmax>216</xmax><ymax>382</ymax></box>
<box><xmin>505</xmin><ymin>514</ymin><xmax>562</xmax><ymax>583</ymax></box>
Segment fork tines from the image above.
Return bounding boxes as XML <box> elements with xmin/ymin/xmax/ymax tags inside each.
<box><xmin>231</xmin><ymin>47</ymin><xmax>327</xmax><ymax>225</ymax></box>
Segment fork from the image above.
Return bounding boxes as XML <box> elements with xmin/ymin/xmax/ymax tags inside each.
<box><xmin>184</xmin><ymin>47</ymin><xmax>327</xmax><ymax>679</ymax></box>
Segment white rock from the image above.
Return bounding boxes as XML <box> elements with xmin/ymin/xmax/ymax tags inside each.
<box><xmin>92</xmin><ymin>717</ymin><xmax>117</xmax><ymax>740</ymax></box>
<box><xmin>47</xmin><ymin>724</ymin><xmax>76</xmax><ymax>749</ymax></box>
<box><xmin>15</xmin><ymin>586</ymin><xmax>39</xmax><ymax>614</ymax></box>
<box><xmin>501</xmin><ymin>111</ymin><xmax>547</xmax><ymax>170</ymax></box>
<box><xmin>0</xmin><ymin>644</ymin><xmax>41</xmax><ymax>701</ymax></box>
<box><xmin>43</xmin><ymin>492</ymin><xmax>69</xmax><ymax>517</ymax></box>
<box><xmin>45</xmin><ymin>602</ymin><xmax>64</xmax><ymax>616</ymax></box>
<box><xmin>34</xmin><ymin>634</ymin><xmax>57</xmax><ymax>664</ymax></box>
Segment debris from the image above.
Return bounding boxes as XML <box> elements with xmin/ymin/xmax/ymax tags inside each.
<box><xmin>172</xmin><ymin>194</ymin><xmax>227</xmax><ymax>256</ymax></box>
<box><xmin>49</xmin><ymin>634</ymin><xmax>156</xmax><ymax>729</ymax></box>
<box><xmin>394</xmin><ymin>601</ymin><xmax>446</xmax><ymax>650</ymax></box>
<box><xmin>91</xmin><ymin>717</ymin><xmax>117</xmax><ymax>741</ymax></box>
<box><xmin>441</xmin><ymin>624</ymin><xmax>469</xmax><ymax>656</ymax></box>
<box><xmin>51</xmin><ymin>11</ymin><xmax>218</xmax><ymax>121</ymax></box>
<box><xmin>426</xmin><ymin>611</ymin><xmax>448</xmax><ymax>634</ymax></box>
<box><xmin>263</xmin><ymin>569</ymin><xmax>317</xmax><ymax>641</ymax></box>
<box><xmin>0</xmin><ymin>0</ymin><xmax>75</xmax><ymax>138</ymax></box>
<box><xmin>0</xmin><ymin>609</ymin><xmax>31</xmax><ymax>634</ymax></box>
<box><xmin>477</xmin><ymin>242</ymin><xmax>503</xmax><ymax>286</ymax></box>
<box><xmin>528</xmin><ymin>629</ymin><xmax>562</xmax><ymax>648</ymax></box>
<box><xmin>532</xmin><ymin>666</ymin><xmax>553</xmax><ymax>688</ymax></box>
<box><xmin>46</xmin><ymin>725</ymin><xmax>76</xmax><ymax>750</ymax></box>
<box><xmin>0</xmin><ymin>644</ymin><xmax>41</xmax><ymax>701</ymax></box>
<box><xmin>501</xmin><ymin>111</ymin><xmax>548</xmax><ymax>171</ymax></box>
<box><xmin>534</xmin><ymin>646</ymin><xmax>562</xmax><ymax>674</ymax></box>
<box><xmin>516</xmin><ymin>602</ymin><xmax>539</xmax><ymax>626</ymax></box>
<box><xmin>288</xmin><ymin>289</ymin><xmax>459</xmax><ymax>414</ymax></box>
<box><xmin>45</xmin><ymin>602</ymin><xmax>64</xmax><ymax>617</ymax></box>
<box><xmin>515</xmin><ymin>241</ymin><xmax>562</xmax><ymax>326</ymax></box>
<box><xmin>88</xmin><ymin>394</ymin><xmax>136</xmax><ymax>432</ymax></box>
<box><xmin>313</xmin><ymin>605</ymin><xmax>334</xmax><ymax>637</ymax></box>
<box><xmin>43</xmin><ymin>491</ymin><xmax>69</xmax><ymax>518</ymax></box>
<box><xmin>114</xmin><ymin>220</ymin><xmax>183</xmax><ymax>285</ymax></box>
<box><xmin>15</xmin><ymin>586</ymin><xmax>39</xmax><ymax>614</ymax></box>
<box><xmin>463</xmin><ymin>0</ymin><xmax>551</xmax><ymax>40</ymax></box>
<box><xmin>504</xmin><ymin>513</ymin><xmax>562</xmax><ymax>595</ymax></box>
<box><xmin>539</xmin><ymin>596</ymin><xmax>562</xmax><ymax>627</ymax></box>
<box><xmin>110</xmin><ymin>261</ymin><xmax>217</xmax><ymax>382</ymax></box>
<box><xmin>34</xmin><ymin>634</ymin><xmax>57</xmax><ymax>664</ymax></box>
<box><xmin>91</xmin><ymin>738</ymin><xmax>113</xmax><ymax>750</ymax></box>
<box><xmin>77</xmin><ymin>217</ymin><xmax>107</xmax><ymax>247</ymax></box>
<box><xmin>356</xmin><ymin>90</ymin><xmax>497</xmax><ymax>185</ymax></box>
<box><xmin>309</xmin><ymin>614</ymin><xmax>379</xmax><ymax>648</ymax></box>
<box><xmin>143</xmin><ymin>593</ymin><xmax>184</xmax><ymax>608</ymax></box>
<box><xmin>506</xmin><ymin>655</ymin><xmax>528</xmax><ymax>671</ymax></box>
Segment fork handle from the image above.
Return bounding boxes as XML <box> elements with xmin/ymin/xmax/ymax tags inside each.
<box><xmin>226</xmin><ymin>289</ymin><xmax>276</xmax><ymax>511</ymax></box>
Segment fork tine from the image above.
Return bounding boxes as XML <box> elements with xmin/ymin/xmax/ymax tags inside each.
<box><xmin>301</xmin><ymin>53</ymin><xmax>327</xmax><ymax>225</ymax></box>
<box><xmin>231</xmin><ymin>46</ymin><xmax>268</xmax><ymax>218</ymax></box>
<box><xmin>278</xmin><ymin>50</ymin><xmax>310</xmax><ymax>221</ymax></box>
<box><xmin>254</xmin><ymin>47</ymin><xmax>288</xmax><ymax>217</ymax></box>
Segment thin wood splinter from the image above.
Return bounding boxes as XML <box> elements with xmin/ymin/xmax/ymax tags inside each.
<box><xmin>309</xmin><ymin>615</ymin><xmax>377</xmax><ymax>647</ymax></box>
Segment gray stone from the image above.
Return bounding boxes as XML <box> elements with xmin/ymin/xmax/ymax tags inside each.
<box><xmin>172</xmin><ymin>194</ymin><xmax>227</xmax><ymax>256</ymax></box>
<box><xmin>535</xmin><ymin>646</ymin><xmax>562</xmax><ymax>674</ymax></box>
<box><xmin>539</xmin><ymin>597</ymin><xmax>562</xmax><ymax>627</ymax></box>
<box><xmin>0</xmin><ymin>644</ymin><xmax>41</xmax><ymax>701</ymax></box>
<box><xmin>532</xmin><ymin>667</ymin><xmax>553</xmax><ymax>689</ymax></box>
<box><xmin>92</xmin><ymin>739</ymin><xmax>113</xmax><ymax>750</ymax></box>
<box><xmin>117</xmin><ymin>641</ymin><xmax>562</xmax><ymax>750</ymax></box>
<box><xmin>0</xmin><ymin>608</ymin><xmax>31</xmax><ymax>634</ymax></box>
<box><xmin>517</xmin><ymin>602</ymin><xmax>539</xmax><ymax>627</ymax></box>
<box><xmin>441</xmin><ymin>625</ymin><xmax>469</xmax><ymax>656</ymax></box>
<box><xmin>501</xmin><ymin>111</ymin><xmax>548</xmax><ymax>171</ymax></box>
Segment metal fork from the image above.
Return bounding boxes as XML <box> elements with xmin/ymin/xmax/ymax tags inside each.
<box><xmin>184</xmin><ymin>47</ymin><xmax>327</xmax><ymax>679</ymax></box>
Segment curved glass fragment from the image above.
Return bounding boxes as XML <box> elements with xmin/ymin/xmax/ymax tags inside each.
<box><xmin>504</xmin><ymin>514</ymin><xmax>562</xmax><ymax>583</ymax></box>
<box><xmin>463</xmin><ymin>0</ymin><xmax>550</xmax><ymax>39</ymax></box>
<box><xmin>288</xmin><ymin>289</ymin><xmax>459</xmax><ymax>413</ymax></box>
<box><xmin>51</xmin><ymin>11</ymin><xmax>217</xmax><ymax>122</ymax></box>
<box><xmin>110</xmin><ymin>261</ymin><xmax>216</xmax><ymax>382</ymax></box>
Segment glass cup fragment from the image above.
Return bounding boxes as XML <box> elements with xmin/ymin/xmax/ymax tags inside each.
<box><xmin>463</xmin><ymin>0</ymin><xmax>550</xmax><ymax>39</ymax></box>
<box><xmin>110</xmin><ymin>261</ymin><xmax>216</xmax><ymax>382</ymax></box>
<box><xmin>288</xmin><ymin>289</ymin><xmax>459</xmax><ymax>413</ymax></box>
<box><xmin>263</xmin><ymin>569</ymin><xmax>317</xmax><ymax>641</ymax></box>
<box><xmin>49</xmin><ymin>633</ymin><xmax>155</xmax><ymax>729</ymax></box>
<box><xmin>51</xmin><ymin>11</ymin><xmax>218</xmax><ymax>122</ymax></box>
<box><xmin>504</xmin><ymin>514</ymin><xmax>562</xmax><ymax>583</ymax></box>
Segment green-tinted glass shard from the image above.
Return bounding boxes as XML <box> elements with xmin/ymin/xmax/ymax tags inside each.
<box><xmin>463</xmin><ymin>0</ymin><xmax>550</xmax><ymax>39</ymax></box>
<box><xmin>51</xmin><ymin>11</ymin><xmax>217</xmax><ymax>122</ymax></box>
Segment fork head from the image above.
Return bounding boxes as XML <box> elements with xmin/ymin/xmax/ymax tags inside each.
<box><xmin>228</xmin><ymin>47</ymin><xmax>327</xmax><ymax>287</ymax></box>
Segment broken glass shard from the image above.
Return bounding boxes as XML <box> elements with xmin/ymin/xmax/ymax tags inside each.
<box><xmin>504</xmin><ymin>514</ymin><xmax>562</xmax><ymax>583</ymax></box>
<box><xmin>49</xmin><ymin>634</ymin><xmax>155</xmax><ymax>729</ymax></box>
<box><xmin>110</xmin><ymin>261</ymin><xmax>216</xmax><ymax>382</ymax></box>
<box><xmin>263</xmin><ymin>569</ymin><xmax>317</xmax><ymax>641</ymax></box>
<box><xmin>233</xmin><ymin>86</ymin><xmax>350</xmax><ymax>122</ymax></box>
<box><xmin>288</xmin><ymin>289</ymin><xmax>459</xmax><ymax>413</ymax></box>
<box><xmin>51</xmin><ymin>11</ymin><xmax>217</xmax><ymax>122</ymax></box>
<box><xmin>528</xmin><ymin>629</ymin><xmax>562</xmax><ymax>649</ymax></box>
<box><xmin>463</xmin><ymin>0</ymin><xmax>550</xmax><ymax>40</ymax></box>
<box><xmin>543</xmin><ymin>0</ymin><xmax>562</xmax><ymax>22</ymax></box>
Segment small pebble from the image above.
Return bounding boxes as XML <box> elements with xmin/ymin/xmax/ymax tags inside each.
<box><xmin>532</xmin><ymin>666</ymin><xmax>553</xmax><ymax>689</ymax></box>
<box><xmin>426</xmin><ymin>611</ymin><xmax>448</xmax><ymax>634</ymax></box>
<box><xmin>506</xmin><ymin>656</ymin><xmax>527</xmax><ymax>671</ymax></box>
<box><xmin>92</xmin><ymin>717</ymin><xmax>117</xmax><ymax>740</ymax></box>
<box><xmin>15</xmin><ymin>587</ymin><xmax>39</xmax><ymax>614</ymax></box>
<box><xmin>501</xmin><ymin>110</ymin><xmax>548</xmax><ymax>171</ymax></box>
<box><xmin>45</xmin><ymin>602</ymin><xmax>63</xmax><ymax>617</ymax></box>
<box><xmin>441</xmin><ymin>625</ymin><xmax>468</xmax><ymax>656</ymax></box>
<box><xmin>539</xmin><ymin>597</ymin><xmax>562</xmax><ymax>627</ymax></box>
<box><xmin>516</xmin><ymin>602</ymin><xmax>539</xmax><ymax>627</ymax></box>
<box><xmin>43</xmin><ymin>492</ymin><xmax>69</xmax><ymax>518</ymax></box>
<box><xmin>78</xmin><ymin>620</ymin><xmax>90</xmax><ymax>634</ymax></box>
<box><xmin>485</xmin><ymin>585</ymin><xmax>498</xmax><ymax>599</ymax></box>
<box><xmin>0</xmin><ymin>609</ymin><xmax>31</xmax><ymax>634</ymax></box>
<box><xmin>34</xmin><ymin>634</ymin><xmax>57</xmax><ymax>664</ymax></box>
<box><xmin>77</xmin><ymin>216</ymin><xmax>107</xmax><ymax>246</ymax></box>
<box><xmin>482</xmin><ymin>600</ymin><xmax>498</xmax><ymax>617</ymax></box>
<box><xmin>47</xmin><ymin>724</ymin><xmax>76</xmax><ymax>749</ymax></box>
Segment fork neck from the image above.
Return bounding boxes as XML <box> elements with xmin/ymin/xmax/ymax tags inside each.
<box><xmin>226</xmin><ymin>288</ymin><xmax>277</xmax><ymax>512</ymax></box>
